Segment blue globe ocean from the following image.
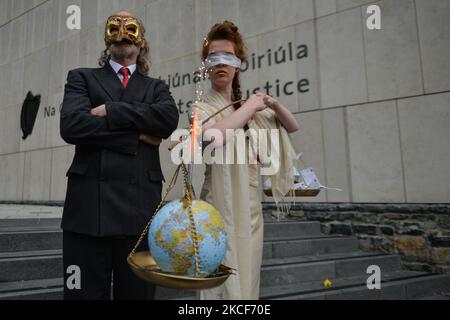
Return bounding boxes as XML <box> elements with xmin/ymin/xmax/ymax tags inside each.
<box><xmin>148</xmin><ymin>199</ymin><xmax>227</xmax><ymax>276</ymax></box>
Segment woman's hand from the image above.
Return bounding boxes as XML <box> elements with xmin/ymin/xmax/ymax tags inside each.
<box><xmin>262</xmin><ymin>94</ymin><xmax>279</xmax><ymax>110</ymax></box>
<box><xmin>256</xmin><ymin>93</ymin><xmax>300</xmax><ymax>133</ymax></box>
<box><xmin>245</xmin><ymin>94</ymin><xmax>267</xmax><ymax>112</ymax></box>
<box><xmin>253</xmin><ymin>92</ymin><xmax>282</xmax><ymax>111</ymax></box>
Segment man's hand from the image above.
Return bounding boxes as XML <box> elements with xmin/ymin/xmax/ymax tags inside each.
<box><xmin>139</xmin><ymin>133</ymin><xmax>162</xmax><ymax>146</ymax></box>
<box><xmin>90</xmin><ymin>104</ymin><xmax>107</xmax><ymax>117</ymax></box>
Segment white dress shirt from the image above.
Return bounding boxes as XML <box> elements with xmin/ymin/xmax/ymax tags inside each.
<box><xmin>109</xmin><ymin>59</ymin><xmax>137</xmax><ymax>81</ymax></box>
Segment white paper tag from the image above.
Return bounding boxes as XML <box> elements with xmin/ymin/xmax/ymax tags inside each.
<box><xmin>300</xmin><ymin>167</ymin><xmax>322</xmax><ymax>189</ymax></box>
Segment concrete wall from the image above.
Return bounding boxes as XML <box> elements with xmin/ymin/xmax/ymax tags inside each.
<box><xmin>0</xmin><ymin>0</ymin><xmax>449</xmax><ymax>204</ymax></box>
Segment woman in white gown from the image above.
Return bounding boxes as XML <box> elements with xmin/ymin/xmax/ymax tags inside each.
<box><xmin>195</xmin><ymin>21</ymin><xmax>300</xmax><ymax>300</ymax></box>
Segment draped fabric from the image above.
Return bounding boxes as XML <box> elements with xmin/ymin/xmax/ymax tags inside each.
<box><xmin>194</xmin><ymin>90</ymin><xmax>296</xmax><ymax>299</ymax></box>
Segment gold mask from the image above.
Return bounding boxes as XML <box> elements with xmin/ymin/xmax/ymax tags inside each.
<box><xmin>104</xmin><ymin>15</ymin><xmax>144</xmax><ymax>47</ymax></box>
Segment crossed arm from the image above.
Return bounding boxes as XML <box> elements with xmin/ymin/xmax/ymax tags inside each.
<box><xmin>90</xmin><ymin>104</ymin><xmax>166</xmax><ymax>146</ymax></box>
<box><xmin>60</xmin><ymin>70</ymin><xmax>179</xmax><ymax>154</ymax></box>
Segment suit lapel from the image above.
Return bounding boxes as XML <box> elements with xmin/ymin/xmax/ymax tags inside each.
<box><xmin>92</xmin><ymin>63</ymin><xmax>124</xmax><ymax>101</ymax></box>
<box><xmin>122</xmin><ymin>71</ymin><xmax>151</xmax><ymax>103</ymax></box>
<box><xmin>93</xmin><ymin>63</ymin><xmax>150</xmax><ymax>103</ymax></box>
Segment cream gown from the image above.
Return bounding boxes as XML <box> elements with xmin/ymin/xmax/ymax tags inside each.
<box><xmin>195</xmin><ymin>90</ymin><xmax>295</xmax><ymax>300</ymax></box>
<box><xmin>199</xmin><ymin>151</ymin><xmax>263</xmax><ymax>300</ymax></box>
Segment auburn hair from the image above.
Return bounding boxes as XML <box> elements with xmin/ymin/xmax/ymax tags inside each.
<box><xmin>202</xmin><ymin>21</ymin><xmax>248</xmax><ymax>107</ymax></box>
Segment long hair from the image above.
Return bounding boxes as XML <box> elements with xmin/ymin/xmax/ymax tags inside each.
<box><xmin>98</xmin><ymin>20</ymin><xmax>151</xmax><ymax>75</ymax></box>
<box><xmin>202</xmin><ymin>21</ymin><xmax>248</xmax><ymax>108</ymax></box>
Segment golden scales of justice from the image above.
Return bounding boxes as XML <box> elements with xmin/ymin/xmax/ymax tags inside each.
<box><xmin>127</xmin><ymin>99</ymin><xmax>320</xmax><ymax>290</ymax></box>
<box><xmin>127</xmin><ymin>101</ymin><xmax>243</xmax><ymax>290</ymax></box>
<box><xmin>127</xmin><ymin>162</ymin><xmax>233</xmax><ymax>290</ymax></box>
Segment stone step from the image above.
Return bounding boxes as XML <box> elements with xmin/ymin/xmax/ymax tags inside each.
<box><xmin>260</xmin><ymin>254</ymin><xmax>402</xmax><ymax>287</ymax></box>
<box><xmin>0</xmin><ymin>288</ymin><xmax>63</xmax><ymax>300</ymax></box>
<box><xmin>170</xmin><ymin>272</ymin><xmax>450</xmax><ymax>301</ymax></box>
<box><xmin>0</xmin><ymin>250</ymin><xmax>62</xmax><ymax>282</ymax></box>
<box><xmin>264</xmin><ymin>236</ymin><xmax>359</xmax><ymax>259</ymax></box>
<box><xmin>0</xmin><ymin>277</ymin><xmax>62</xmax><ymax>293</ymax></box>
<box><xmin>0</xmin><ymin>278</ymin><xmax>63</xmax><ymax>300</ymax></box>
<box><xmin>269</xmin><ymin>274</ymin><xmax>450</xmax><ymax>300</ymax></box>
<box><xmin>0</xmin><ymin>218</ymin><xmax>61</xmax><ymax>231</ymax></box>
<box><xmin>156</xmin><ymin>252</ymin><xmax>398</xmax><ymax>300</ymax></box>
<box><xmin>0</xmin><ymin>233</ymin><xmax>361</xmax><ymax>283</ymax></box>
<box><xmin>260</xmin><ymin>270</ymin><xmax>423</xmax><ymax>299</ymax></box>
<box><xmin>262</xmin><ymin>251</ymin><xmax>384</xmax><ymax>267</ymax></box>
<box><xmin>264</xmin><ymin>221</ymin><xmax>321</xmax><ymax>239</ymax></box>
<box><xmin>0</xmin><ymin>235</ymin><xmax>358</xmax><ymax>265</ymax></box>
<box><xmin>0</xmin><ymin>249</ymin><xmax>61</xmax><ymax>259</ymax></box>
<box><xmin>0</xmin><ymin>237</ymin><xmax>396</xmax><ymax>282</ymax></box>
<box><xmin>2</xmin><ymin>257</ymin><xmax>448</xmax><ymax>301</ymax></box>
<box><xmin>0</xmin><ymin>221</ymin><xmax>321</xmax><ymax>253</ymax></box>
<box><xmin>0</xmin><ymin>250</ymin><xmax>391</xmax><ymax>299</ymax></box>
<box><xmin>414</xmin><ymin>293</ymin><xmax>450</xmax><ymax>300</ymax></box>
<box><xmin>0</xmin><ymin>277</ymin><xmax>189</xmax><ymax>301</ymax></box>
<box><xmin>0</xmin><ymin>231</ymin><xmax>62</xmax><ymax>252</ymax></box>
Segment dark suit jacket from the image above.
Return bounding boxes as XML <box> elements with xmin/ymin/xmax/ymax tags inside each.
<box><xmin>60</xmin><ymin>63</ymin><xmax>179</xmax><ymax>237</ymax></box>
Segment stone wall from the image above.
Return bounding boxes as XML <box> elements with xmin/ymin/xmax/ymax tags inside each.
<box><xmin>266</xmin><ymin>203</ymin><xmax>450</xmax><ymax>275</ymax></box>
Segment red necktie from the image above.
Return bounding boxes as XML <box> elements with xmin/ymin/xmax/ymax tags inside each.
<box><xmin>118</xmin><ymin>67</ymin><xmax>130</xmax><ymax>88</ymax></box>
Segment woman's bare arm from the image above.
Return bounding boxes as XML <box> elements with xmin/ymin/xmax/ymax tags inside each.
<box><xmin>263</xmin><ymin>95</ymin><xmax>300</xmax><ymax>133</ymax></box>
<box><xmin>202</xmin><ymin>94</ymin><xmax>267</xmax><ymax>146</ymax></box>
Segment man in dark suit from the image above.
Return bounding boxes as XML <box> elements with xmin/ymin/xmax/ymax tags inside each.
<box><xmin>60</xmin><ymin>11</ymin><xmax>179</xmax><ymax>300</ymax></box>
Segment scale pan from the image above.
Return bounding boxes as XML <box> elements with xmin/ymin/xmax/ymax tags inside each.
<box><xmin>264</xmin><ymin>189</ymin><xmax>321</xmax><ymax>197</ymax></box>
<box><xmin>127</xmin><ymin>251</ymin><xmax>233</xmax><ymax>290</ymax></box>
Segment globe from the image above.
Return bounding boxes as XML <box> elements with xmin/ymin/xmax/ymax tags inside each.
<box><xmin>148</xmin><ymin>199</ymin><xmax>227</xmax><ymax>276</ymax></box>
